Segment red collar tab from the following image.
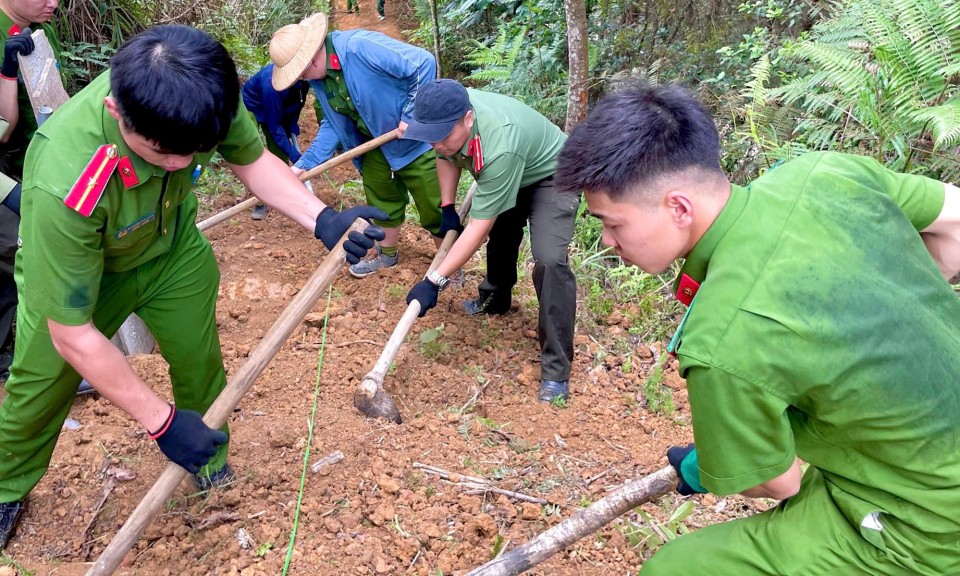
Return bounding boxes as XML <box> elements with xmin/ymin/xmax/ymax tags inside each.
<box><xmin>675</xmin><ymin>274</ymin><xmax>700</xmax><ymax>307</ymax></box>
<box><xmin>64</xmin><ymin>144</ymin><xmax>121</xmax><ymax>217</ymax></box>
<box><xmin>7</xmin><ymin>24</ymin><xmax>20</xmax><ymax>36</ymax></box>
<box><xmin>328</xmin><ymin>53</ymin><xmax>341</xmax><ymax>70</ymax></box>
<box><xmin>117</xmin><ymin>156</ymin><xmax>139</xmax><ymax>188</ymax></box>
<box><xmin>467</xmin><ymin>134</ymin><xmax>483</xmax><ymax>173</ymax></box>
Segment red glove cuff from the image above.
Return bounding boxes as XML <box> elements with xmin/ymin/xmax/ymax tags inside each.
<box><xmin>148</xmin><ymin>405</ymin><xmax>176</xmax><ymax>439</ymax></box>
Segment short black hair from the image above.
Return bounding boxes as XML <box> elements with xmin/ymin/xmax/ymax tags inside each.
<box><xmin>556</xmin><ymin>83</ymin><xmax>722</xmax><ymax>200</ymax></box>
<box><xmin>110</xmin><ymin>25</ymin><xmax>239</xmax><ymax>155</ymax></box>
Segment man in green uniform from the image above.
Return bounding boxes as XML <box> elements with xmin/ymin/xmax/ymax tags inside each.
<box><xmin>556</xmin><ymin>84</ymin><xmax>960</xmax><ymax>575</ymax></box>
<box><xmin>0</xmin><ymin>25</ymin><xmax>386</xmax><ymax>549</ymax></box>
<box><xmin>403</xmin><ymin>79</ymin><xmax>580</xmax><ymax>403</ymax></box>
<box><xmin>0</xmin><ymin>0</ymin><xmax>60</xmax><ymax>177</ymax></box>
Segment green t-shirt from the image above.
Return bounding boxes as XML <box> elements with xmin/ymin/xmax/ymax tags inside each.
<box><xmin>17</xmin><ymin>71</ymin><xmax>263</xmax><ymax>326</ymax></box>
<box><xmin>442</xmin><ymin>89</ymin><xmax>566</xmax><ymax>220</ymax></box>
<box><xmin>0</xmin><ymin>12</ymin><xmax>61</xmax><ymax>175</ymax></box>
<box><xmin>673</xmin><ymin>151</ymin><xmax>960</xmax><ymax>538</ymax></box>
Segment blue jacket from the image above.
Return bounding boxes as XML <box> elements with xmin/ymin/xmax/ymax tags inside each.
<box><xmin>241</xmin><ymin>63</ymin><xmax>310</xmax><ymax>163</ymax></box>
<box><xmin>295</xmin><ymin>30</ymin><xmax>435</xmax><ymax>173</ymax></box>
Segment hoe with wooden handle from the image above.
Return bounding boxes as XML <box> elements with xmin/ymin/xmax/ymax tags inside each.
<box><xmin>354</xmin><ymin>183</ymin><xmax>477</xmax><ymax>423</ymax></box>
<box><xmin>86</xmin><ymin>220</ymin><xmax>372</xmax><ymax>576</ymax></box>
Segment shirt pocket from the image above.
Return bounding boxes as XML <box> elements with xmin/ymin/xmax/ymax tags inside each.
<box><xmin>103</xmin><ymin>211</ymin><xmax>158</xmax><ymax>257</ymax></box>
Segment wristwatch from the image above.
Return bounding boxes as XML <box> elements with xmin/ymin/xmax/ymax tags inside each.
<box><xmin>426</xmin><ymin>270</ymin><xmax>449</xmax><ymax>291</ymax></box>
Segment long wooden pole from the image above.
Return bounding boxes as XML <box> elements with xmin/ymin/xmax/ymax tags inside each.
<box><xmin>196</xmin><ymin>130</ymin><xmax>399</xmax><ymax>232</ymax></box>
<box><xmin>354</xmin><ymin>184</ymin><xmax>476</xmax><ymax>423</ymax></box>
<box><xmin>86</xmin><ymin>220</ymin><xmax>371</xmax><ymax>576</ymax></box>
<box><xmin>466</xmin><ymin>466</ymin><xmax>679</xmax><ymax>576</ymax></box>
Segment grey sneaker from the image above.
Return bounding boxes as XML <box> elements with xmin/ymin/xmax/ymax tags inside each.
<box><xmin>349</xmin><ymin>246</ymin><xmax>398</xmax><ymax>278</ymax></box>
<box><xmin>251</xmin><ymin>203</ymin><xmax>268</xmax><ymax>220</ymax></box>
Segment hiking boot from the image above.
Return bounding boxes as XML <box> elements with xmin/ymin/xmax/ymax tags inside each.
<box><xmin>250</xmin><ymin>203</ymin><xmax>268</xmax><ymax>221</ymax></box>
<box><xmin>462</xmin><ymin>294</ymin><xmax>511</xmax><ymax>316</ymax></box>
<box><xmin>349</xmin><ymin>246</ymin><xmax>398</xmax><ymax>278</ymax></box>
<box><xmin>0</xmin><ymin>501</ymin><xmax>23</xmax><ymax>549</ymax></box>
<box><xmin>193</xmin><ymin>462</ymin><xmax>235</xmax><ymax>492</ymax></box>
<box><xmin>538</xmin><ymin>380</ymin><xmax>569</xmax><ymax>403</ymax></box>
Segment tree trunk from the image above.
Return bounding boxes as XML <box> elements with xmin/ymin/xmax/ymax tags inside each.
<box><xmin>563</xmin><ymin>0</ymin><xmax>589</xmax><ymax>133</ymax></box>
<box><xmin>430</xmin><ymin>0</ymin><xmax>442</xmax><ymax>76</ymax></box>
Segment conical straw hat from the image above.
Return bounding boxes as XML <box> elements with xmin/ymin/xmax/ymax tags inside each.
<box><xmin>270</xmin><ymin>12</ymin><xmax>328</xmax><ymax>90</ymax></box>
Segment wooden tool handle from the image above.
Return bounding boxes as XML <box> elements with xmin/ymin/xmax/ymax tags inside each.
<box><xmin>196</xmin><ymin>130</ymin><xmax>400</xmax><ymax>232</ymax></box>
<box><xmin>87</xmin><ymin>219</ymin><xmax>370</xmax><ymax>576</ymax></box>
<box><xmin>359</xmin><ymin>183</ymin><xmax>477</xmax><ymax>390</ymax></box>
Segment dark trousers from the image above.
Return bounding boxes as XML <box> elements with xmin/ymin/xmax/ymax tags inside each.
<box><xmin>479</xmin><ymin>175</ymin><xmax>580</xmax><ymax>381</ymax></box>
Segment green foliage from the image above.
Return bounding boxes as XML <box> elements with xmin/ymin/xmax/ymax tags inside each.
<box><xmin>642</xmin><ymin>354</ymin><xmax>675</xmax><ymax>416</ymax></box>
<box><xmin>621</xmin><ymin>500</ymin><xmax>695</xmax><ymax>555</ymax></box>
<box><xmin>738</xmin><ymin>0</ymin><xmax>960</xmax><ymax>180</ymax></box>
<box><xmin>419</xmin><ymin>323</ymin><xmax>447</xmax><ymax>359</ymax></box>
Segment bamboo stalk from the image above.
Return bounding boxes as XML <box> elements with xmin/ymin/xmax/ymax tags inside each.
<box><xmin>465</xmin><ymin>466</ymin><xmax>678</xmax><ymax>576</ymax></box>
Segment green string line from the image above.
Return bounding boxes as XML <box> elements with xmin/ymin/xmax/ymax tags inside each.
<box><xmin>282</xmin><ymin>287</ymin><xmax>333</xmax><ymax>575</ymax></box>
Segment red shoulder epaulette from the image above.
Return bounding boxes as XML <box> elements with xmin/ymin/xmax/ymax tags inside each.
<box><xmin>467</xmin><ymin>134</ymin><xmax>484</xmax><ymax>173</ymax></box>
<box><xmin>64</xmin><ymin>144</ymin><xmax>120</xmax><ymax>217</ymax></box>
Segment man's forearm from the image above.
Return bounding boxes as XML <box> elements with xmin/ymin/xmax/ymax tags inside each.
<box><xmin>437</xmin><ymin>158</ymin><xmax>461</xmax><ymax>206</ymax></box>
<box><xmin>921</xmin><ymin>182</ymin><xmax>960</xmax><ymax>279</ymax></box>
<box><xmin>0</xmin><ymin>78</ymin><xmax>18</xmax><ymax>143</ymax></box>
<box><xmin>435</xmin><ymin>218</ymin><xmax>494</xmax><ymax>278</ymax></box>
<box><xmin>229</xmin><ymin>150</ymin><xmax>325</xmax><ymax>231</ymax></box>
<box><xmin>48</xmin><ymin>319</ymin><xmax>170</xmax><ymax>431</ymax></box>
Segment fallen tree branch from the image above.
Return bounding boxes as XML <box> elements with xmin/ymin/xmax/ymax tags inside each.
<box><xmin>413</xmin><ymin>462</ymin><xmax>548</xmax><ymax>505</ymax></box>
<box><xmin>465</xmin><ymin>466</ymin><xmax>678</xmax><ymax>576</ymax></box>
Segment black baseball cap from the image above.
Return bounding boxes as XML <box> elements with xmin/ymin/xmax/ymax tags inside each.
<box><xmin>403</xmin><ymin>79</ymin><xmax>470</xmax><ymax>143</ymax></box>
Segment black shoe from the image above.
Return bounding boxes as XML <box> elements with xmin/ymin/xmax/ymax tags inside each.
<box><xmin>538</xmin><ymin>380</ymin><xmax>569</xmax><ymax>403</ymax></box>
<box><xmin>462</xmin><ymin>295</ymin><xmax>511</xmax><ymax>316</ymax></box>
<box><xmin>193</xmin><ymin>462</ymin><xmax>235</xmax><ymax>491</ymax></box>
<box><xmin>0</xmin><ymin>501</ymin><xmax>23</xmax><ymax>549</ymax></box>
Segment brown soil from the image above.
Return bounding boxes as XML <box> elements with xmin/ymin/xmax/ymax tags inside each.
<box><xmin>0</xmin><ymin>7</ymin><xmax>770</xmax><ymax>576</ymax></box>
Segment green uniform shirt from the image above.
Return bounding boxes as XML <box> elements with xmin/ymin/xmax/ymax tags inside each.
<box><xmin>442</xmin><ymin>89</ymin><xmax>566</xmax><ymax>220</ymax></box>
<box><xmin>321</xmin><ymin>37</ymin><xmax>370</xmax><ymax>137</ymax></box>
<box><xmin>0</xmin><ymin>12</ymin><xmax>61</xmax><ymax>168</ymax></box>
<box><xmin>18</xmin><ymin>71</ymin><xmax>263</xmax><ymax>326</ymax></box>
<box><xmin>673</xmin><ymin>151</ymin><xmax>960</xmax><ymax>538</ymax></box>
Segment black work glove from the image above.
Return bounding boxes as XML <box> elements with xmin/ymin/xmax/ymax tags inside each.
<box><xmin>1</xmin><ymin>29</ymin><xmax>33</xmax><ymax>79</ymax></box>
<box><xmin>666</xmin><ymin>443</ymin><xmax>707</xmax><ymax>496</ymax></box>
<box><xmin>1</xmin><ymin>183</ymin><xmax>20</xmax><ymax>216</ymax></box>
<box><xmin>314</xmin><ymin>206</ymin><xmax>388</xmax><ymax>264</ymax></box>
<box><xmin>437</xmin><ymin>203</ymin><xmax>463</xmax><ymax>237</ymax></box>
<box><xmin>150</xmin><ymin>406</ymin><xmax>227</xmax><ymax>474</ymax></box>
<box><xmin>406</xmin><ymin>279</ymin><xmax>440</xmax><ymax>317</ymax></box>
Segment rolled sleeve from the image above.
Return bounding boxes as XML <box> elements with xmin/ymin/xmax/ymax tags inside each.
<box><xmin>218</xmin><ymin>102</ymin><xmax>265</xmax><ymax>167</ymax></box>
<box><xmin>470</xmin><ymin>153</ymin><xmax>525</xmax><ymax>219</ymax></box>
<box><xmin>20</xmin><ymin>188</ymin><xmax>105</xmax><ymax>325</ymax></box>
<box><xmin>684</xmin><ymin>365</ymin><xmax>797</xmax><ymax>495</ymax></box>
